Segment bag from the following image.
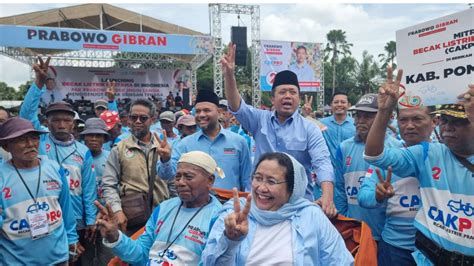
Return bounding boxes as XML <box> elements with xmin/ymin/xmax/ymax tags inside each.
<box><xmin>120</xmin><ymin>149</ymin><xmax>158</xmax><ymax>228</ymax></box>
<box><xmin>121</xmin><ymin>192</ymin><xmax>151</xmax><ymax>228</ymax></box>
<box><xmin>331</xmin><ymin>214</ymin><xmax>378</xmax><ymax>266</ymax></box>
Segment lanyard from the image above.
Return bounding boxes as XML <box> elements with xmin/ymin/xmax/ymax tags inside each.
<box><xmin>50</xmin><ymin>136</ymin><xmax>78</xmax><ymax>166</ymax></box>
<box><xmin>12</xmin><ymin>160</ymin><xmax>42</xmax><ymax>205</ymax></box>
<box><xmin>160</xmin><ymin>200</ymin><xmax>209</xmax><ymax>258</ymax></box>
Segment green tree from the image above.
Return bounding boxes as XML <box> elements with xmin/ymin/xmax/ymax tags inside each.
<box><xmin>324</xmin><ymin>30</ymin><xmax>353</xmax><ymax>96</ymax></box>
<box><xmin>0</xmin><ymin>82</ymin><xmax>18</xmax><ymax>100</ymax></box>
<box><xmin>356</xmin><ymin>50</ymin><xmax>381</xmax><ymax>95</ymax></box>
<box><xmin>16</xmin><ymin>81</ymin><xmax>33</xmax><ymax>100</ymax></box>
<box><xmin>378</xmin><ymin>41</ymin><xmax>397</xmax><ymax>75</ymax></box>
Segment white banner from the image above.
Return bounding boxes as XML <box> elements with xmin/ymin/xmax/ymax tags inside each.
<box><xmin>43</xmin><ymin>66</ymin><xmax>191</xmax><ymax>102</ymax></box>
<box><xmin>396</xmin><ymin>9</ymin><xmax>473</xmax><ymax>107</ymax></box>
<box><xmin>260</xmin><ymin>40</ymin><xmax>323</xmax><ymax>92</ymax></box>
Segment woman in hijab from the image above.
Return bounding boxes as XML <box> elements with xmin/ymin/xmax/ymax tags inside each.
<box><xmin>201</xmin><ymin>152</ymin><xmax>353</xmax><ymax>265</ymax></box>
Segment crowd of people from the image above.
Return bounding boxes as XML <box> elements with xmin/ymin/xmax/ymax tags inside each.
<box><xmin>0</xmin><ymin>43</ymin><xmax>473</xmax><ymax>266</ymax></box>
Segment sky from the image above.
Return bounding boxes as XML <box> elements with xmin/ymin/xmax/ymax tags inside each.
<box><xmin>0</xmin><ymin>2</ymin><xmax>469</xmax><ymax>89</ymax></box>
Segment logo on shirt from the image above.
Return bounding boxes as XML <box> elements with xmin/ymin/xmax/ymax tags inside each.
<box><xmin>125</xmin><ymin>149</ymin><xmax>135</xmax><ymax>159</ymax></box>
<box><xmin>43</xmin><ymin>179</ymin><xmax>61</xmax><ymax>191</ymax></box>
<box><xmin>185</xmin><ymin>225</ymin><xmax>206</xmax><ymax>245</ymax></box>
<box><xmin>155</xmin><ymin>219</ymin><xmax>164</xmax><ymax>234</ymax></box>
<box><xmin>427</xmin><ymin>198</ymin><xmax>474</xmax><ymax>240</ymax></box>
<box><xmin>223</xmin><ymin>148</ymin><xmax>236</xmax><ymax>155</ymax></box>
<box><xmin>72</xmin><ymin>154</ymin><xmax>83</xmax><ymax>164</ymax></box>
<box><xmin>46</xmin><ymin>143</ymin><xmax>51</xmax><ymax>152</ymax></box>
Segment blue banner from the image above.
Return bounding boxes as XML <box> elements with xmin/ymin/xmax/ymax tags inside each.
<box><xmin>0</xmin><ymin>25</ymin><xmax>214</xmax><ymax>55</ymax></box>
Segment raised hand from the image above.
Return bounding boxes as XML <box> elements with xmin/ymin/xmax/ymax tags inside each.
<box><xmin>224</xmin><ymin>188</ymin><xmax>251</xmax><ymax>241</ymax></box>
<box><xmin>105</xmin><ymin>80</ymin><xmax>116</xmax><ymax>100</ymax></box>
<box><xmin>375</xmin><ymin>167</ymin><xmax>394</xmax><ymax>203</ymax></box>
<box><xmin>457</xmin><ymin>84</ymin><xmax>474</xmax><ymax>124</ymax></box>
<box><xmin>32</xmin><ymin>56</ymin><xmax>51</xmax><ymax>88</ymax></box>
<box><xmin>221</xmin><ymin>42</ymin><xmax>236</xmax><ymax>76</ymax></box>
<box><xmin>94</xmin><ymin>201</ymin><xmax>120</xmax><ymax>243</ymax></box>
<box><xmin>378</xmin><ymin>66</ymin><xmax>403</xmax><ymax>111</ymax></box>
<box><xmin>155</xmin><ymin>130</ymin><xmax>171</xmax><ymax>163</ymax></box>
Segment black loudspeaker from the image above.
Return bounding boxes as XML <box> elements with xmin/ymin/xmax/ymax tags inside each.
<box><xmin>231</xmin><ymin>26</ymin><xmax>247</xmax><ymax>66</ymax></box>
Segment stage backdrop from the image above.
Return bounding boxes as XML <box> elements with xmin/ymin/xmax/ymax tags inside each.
<box><xmin>260</xmin><ymin>40</ymin><xmax>323</xmax><ymax>92</ymax></box>
<box><xmin>48</xmin><ymin>66</ymin><xmax>191</xmax><ymax>101</ymax></box>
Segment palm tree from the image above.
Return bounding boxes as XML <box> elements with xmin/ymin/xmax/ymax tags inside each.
<box><xmin>378</xmin><ymin>41</ymin><xmax>397</xmax><ymax>71</ymax></box>
<box><xmin>324</xmin><ymin>30</ymin><xmax>353</xmax><ymax>95</ymax></box>
<box><xmin>356</xmin><ymin>50</ymin><xmax>380</xmax><ymax>94</ymax></box>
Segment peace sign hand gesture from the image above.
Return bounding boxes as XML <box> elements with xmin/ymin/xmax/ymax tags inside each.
<box><xmin>106</xmin><ymin>80</ymin><xmax>116</xmax><ymax>100</ymax></box>
<box><xmin>378</xmin><ymin>66</ymin><xmax>403</xmax><ymax>111</ymax></box>
<box><xmin>221</xmin><ymin>42</ymin><xmax>236</xmax><ymax>76</ymax></box>
<box><xmin>94</xmin><ymin>201</ymin><xmax>120</xmax><ymax>243</ymax></box>
<box><xmin>375</xmin><ymin>167</ymin><xmax>395</xmax><ymax>203</ymax></box>
<box><xmin>33</xmin><ymin>56</ymin><xmax>51</xmax><ymax>88</ymax></box>
<box><xmin>224</xmin><ymin>188</ymin><xmax>252</xmax><ymax>241</ymax></box>
<box><xmin>155</xmin><ymin>130</ymin><xmax>171</xmax><ymax>163</ymax></box>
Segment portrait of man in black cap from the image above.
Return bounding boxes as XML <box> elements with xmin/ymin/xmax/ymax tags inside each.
<box><xmin>220</xmin><ymin>43</ymin><xmax>337</xmax><ymax>217</ymax></box>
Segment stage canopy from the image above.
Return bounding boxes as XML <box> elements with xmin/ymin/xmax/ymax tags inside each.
<box><xmin>0</xmin><ymin>4</ymin><xmax>213</xmax><ymax>92</ymax></box>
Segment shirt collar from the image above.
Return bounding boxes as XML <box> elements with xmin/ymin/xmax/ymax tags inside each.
<box><xmin>197</xmin><ymin>124</ymin><xmax>226</xmax><ymax>140</ymax></box>
<box><xmin>271</xmin><ymin>110</ymin><xmax>299</xmax><ymax>125</ymax></box>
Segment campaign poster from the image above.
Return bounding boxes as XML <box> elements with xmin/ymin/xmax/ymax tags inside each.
<box><xmin>396</xmin><ymin>8</ymin><xmax>473</xmax><ymax>107</ymax></box>
<box><xmin>260</xmin><ymin>40</ymin><xmax>322</xmax><ymax>92</ymax></box>
<box><xmin>42</xmin><ymin>66</ymin><xmax>191</xmax><ymax>103</ymax></box>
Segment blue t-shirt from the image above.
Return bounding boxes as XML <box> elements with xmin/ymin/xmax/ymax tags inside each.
<box><xmin>20</xmin><ymin>83</ymin><xmax>97</xmax><ymax>229</ymax></box>
<box><xmin>109</xmin><ymin>196</ymin><xmax>222</xmax><ymax>265</ymax></box>
<box><xmin>320</xmin><ymin>115</ymin><xmax>355</xmax><ymax>164</ymax></box>
<box><xmin>365</xmin><ymin>142</ymin><xmax>474</xmax><ymax>257</ymax></box>
<box><xmin>158</xmin><ymin>127</ymin><xmax>252</xmax><ymax>191</ymax></box>
<box><xmin>92</xmin><ymin>150</ymin><xmax>110</xmax><ymax>200</ymax></box>
<box><xmin>0</xmin><ymin>157</ymin><xmax>77</xmax><ymax>265</ymax></box>
<box><xmin>335</xmin><ymin>135</ymin><xmax>401</xmax><ymax>240</ymax></box>
<box><xmin>358</xmin><ymin>163</ymin><xmax>420</xmax><ymax>250</ymax></box>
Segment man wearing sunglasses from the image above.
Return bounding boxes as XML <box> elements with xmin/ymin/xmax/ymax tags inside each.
<box><xmin>158</xmin><ymin>89</ymin><xmax>252</xmax><ymax>192</ymax></box>
<box><xmin>102</xmin><ymin>98</ymin><xmax>173</xmax><ymax>235</ymax></box>
<box><xmin>364</xmin><ymin>66</ymin><xmax>474</xmax><ymax>265</ymax></box>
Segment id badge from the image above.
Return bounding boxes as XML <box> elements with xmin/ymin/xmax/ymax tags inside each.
<box><xmin>27</xmin><ymin>209</ymin><xmax>49</xmax><ymax>240</ymax></box>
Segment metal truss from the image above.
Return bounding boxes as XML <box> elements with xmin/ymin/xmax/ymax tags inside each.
<box><xmin>318</xmin><ymin>52</ymin><xmax>325</xmax><ymax>110</ymax></box>
<box><xmin>1</xmin><ymin>46</ymin><xmax>210</xmax><ymax>101</ymax></box>
<box><xmin>209</xmin><ymin>4</ymin><xmax>261</xmax><ymax>107</ymax></box>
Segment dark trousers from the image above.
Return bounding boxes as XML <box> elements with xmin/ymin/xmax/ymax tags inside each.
<box><xmin>73</xmin><ymin>229</ymin><xmax>115</xmax><ymax>266</ymax></box>
<box><xmin>378</xmin><ymin>238</ymin><xmax>416</xmax><ymax>266</ymax></box>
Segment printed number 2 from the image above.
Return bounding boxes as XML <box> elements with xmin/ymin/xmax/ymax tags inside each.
<box><xmin>432</xmin><ymin>167</ymin><xmax>441</xmax><ymax>180</ymax></box>
<box><xmin>2</xmin><ymin>187</ymin><xmax>12</xmax><ymax>199</ymax></box>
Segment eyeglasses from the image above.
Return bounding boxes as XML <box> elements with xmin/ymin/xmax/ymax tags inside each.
<box><xmin>439</xmin><ymin>115</ymin><xmax>469</xmax><ymax>127</ymax></box>
<box><xmin>252</xmin><ymin>175</ymin><xmax>287</xmax><ymax>187</ymax></box>
<box><xmin>129</xmin><ymin>115</ymin><xmax>150</xmax><ymax>123</ymax></box>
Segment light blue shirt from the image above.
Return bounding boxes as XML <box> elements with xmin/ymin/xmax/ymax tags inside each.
<box><xmin>320</xmin><ymin>115</ymin><xmax>355</xmax><ymax>163</ymax></box>
<box><xmin>157</xmin><ymin>126</ymin><xmax>252</xmax><ymax>191</ymax></box>
<box><xmin>231</xmin><ymin>98</ymin><xmax>334</xmax><ymax>199</ymax></box>
<box><xmin>20</xmin><ymin>83</ymin><xmax>97</xmax><ymax>229</ymax></box>
<box><xmin>358</xmin><ymin>163</ymin><xmax>420</xmax><ymax>250</ymax></box>
<box><xmin>288</xmin><ymin>61</ymin><xmax>316</xmax><ymax>82</ymax></box>
<box><xmin>103</xmin><ymin>132</ymin><xmax>130</xmax><ymax>151</ymax></box>
<box><xmin>201</xmin><ymin>198</ymin><xmax>354</xmax><ymax>265</ymax></box>
<box><xmin>365</xmin><ymin>142</ymin><xmax>474</xmax><ymax>258</ymax></box>
<box><xmin>92</xmin><ymin>150</ymin><xmax>110</xmax><ymax>200</ymax></box>
<box><xmin>0</xmin><ymin>157</ymin><xmax>77</xmax><ymax>265</ymax></box>
<box><xmin>334</xmin><ymin>136</ymin><xmax>401</xmax><ymax>241</ymax></box>
<box><xmin>106</xmin><ymin>196</ymin><xmax>222</xmax><ymax>265</ymax></box>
